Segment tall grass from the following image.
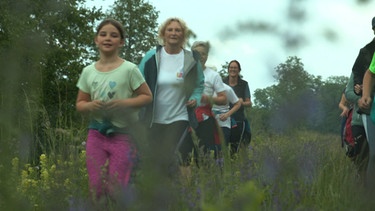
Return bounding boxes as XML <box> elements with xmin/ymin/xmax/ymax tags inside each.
<box><xmin>2</xmin><ymin>99</ymin><xmax>375</xmax><ymax>210</ymax></box>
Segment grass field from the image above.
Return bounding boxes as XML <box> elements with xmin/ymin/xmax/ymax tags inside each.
<box><xmin>2</xmin><ymin>122</ymin><xmax>375</xmax><ymax>211</ymax></box>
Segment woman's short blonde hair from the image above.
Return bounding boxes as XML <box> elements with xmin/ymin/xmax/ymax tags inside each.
<box><xmin>158</xmin><ymin>17</ymin><xmax>189</xmax><ymax>48</ymax></box>
<box><xmin>191</xmin><ymin>41</ymin><xmax>210</xmax><ymax>54</ymax></box>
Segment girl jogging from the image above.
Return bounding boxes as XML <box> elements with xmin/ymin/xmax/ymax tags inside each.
<box><xmin>75</xmin><ymin>18</ymin><xmax>152</xmax><ymax>204</ymax></box>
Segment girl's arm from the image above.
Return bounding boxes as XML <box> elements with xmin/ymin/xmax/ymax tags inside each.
<box><xmin>201</xmin><ymin>91</ymin><xmax>226</xmax><ymax>106</ymax></box>
<box><xmin>76</xmin><ymin>90</ymin><xmax>105</xmax><ymax>115</ymax></box>
<box><xmin>242</xmin><ymin>97</ymin><xmax>252</xmax><ymax>107</ymax></box>
<box><xmin>227</xmin><ymin>98</ymin><xmax>243</xmax><ymax>117</ymax></box>
<box><xmin>213</xmin><ymin>91</ymin><xmax>227</xmax><ymax>105</ymax></box>
<box><xmin>338</xmin><ymin>94</ymin><xmax>349</xmax><ymax>117</ymax></box>
<box><xmin>242</xmin><ymin>83</ymin><xmax>252</xmax><ymax>107</ymax></box>
<box><xmin>105</xmin><ymin>82</ymin><xmax>152</xmax><ymax>113</ymax></box>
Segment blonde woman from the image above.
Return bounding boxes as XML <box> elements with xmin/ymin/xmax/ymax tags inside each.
<box><xmin>138</xmin><ymin>17</ymin><xmax>204</xmax><ymax>170</ymax></box>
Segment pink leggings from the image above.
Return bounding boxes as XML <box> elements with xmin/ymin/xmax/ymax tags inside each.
<box><xmin>86</xmin><ymin>129</ymin><xmax>137</xmax><ymax>198</ymax></box>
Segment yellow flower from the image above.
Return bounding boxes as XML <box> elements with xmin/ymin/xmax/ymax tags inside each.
<box><xmin>31</xmin><ymin>179</ymin><xmax>38</xmax><ymax>188</ymax></box>
<box><xmin>50</xmin><ymin>164</ymin><xmax>56</xmax><ymax>173</ymax></box>
<box><xmin>40</xmin><ymin>154</ymin><xmax>47</xmax><ymax>162</ymax></box>
<box><xmin>11</xmin><ymin>157</ymin><xmax>19</xmax><ymax>169</ymax></box>
<box><xmin>21</xmin><ymin>170</ymin><xmax>28</xmax><ymax>179</ymax></box>
<box><xmin>41</xmin><ymin>169</ymin><xmax>49</xmax><ymax>182</ymax></box>
<box><xmin>27</xmin><ymin>166</ymin><xmax>34</xmax><ymax>174</ymax></box>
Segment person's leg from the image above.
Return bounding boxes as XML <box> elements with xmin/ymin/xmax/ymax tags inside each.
<box><xmin>229</xmin><ymin>121</ymin><xmax>245</xmax><ymax>156</ymax></box>
<box><xmin>151</xmin><ymin>121</ymin><xmax>191</xmax><ymax>174</ymax></box>
<box><xmin>149</xmin><ymin>123</ymin><xmax>174</xmax><ymax>176</ymax></box>
<box><xmin>352</xmin><ymin>125</ymin><xmax>368</xmax><ymax>182</ymax></box>
<box><xmin>221</xmin><ymin>127</ymin><xmax>230</xmax><ymax>146</ymax></box>
<box><xmin>107</xmin><ymin>134</ymin><xmax>137</xmax><ymax>192</ymax></box>
<box><xmin>243</xmin><ymin>119</ymin><xmax>252</xmax><ymax>146</ymax></box>
<box><xmin>195</xmin><ymin>117</ymin><xmax>217</xmax><ymax>155</ymax></box>
<box><xmin>176</xmin><ymin>121</ymin><xmax>194</xmax><ymax>166</ymax></box>
<box><xmin>148</xmin><ymin>121</ymin><xmax>190</xmax><ymax>210</ymax></box>
<box><xmin>194</xmin><ymin>117</ymin><xmax>223</xmax><ymax>167</ymax></box>
<box><xmin>102</xmin><ymin>133</ymin><xmax>138</xmax><ymax>209</ymax></box>
<box><xmin>363</xmin><ymin>115</ymin><xmax>375</xmax><ymax>187</ymax></box>
<box><xmin>86</xmin><ymin>129</ymin><xmax>109</xmax><ymax>199</ymax></box>
<box><xmin>340</xmin><ymin>116</ymin><xmax>347</xmax><ymax>146</ymax></box>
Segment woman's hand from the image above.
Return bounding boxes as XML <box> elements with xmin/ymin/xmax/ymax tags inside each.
<box><xmin>186</xmin><ymin>99</ymin><xmax>197</xmax><ymax>108</ymax></box>
<box><xmin>359</xmin><ymin>96</ymin><xmax>372</xmax><ymax>111</ymax></box>
<box><xmin>340</xmin><ymin>106</ymin><xmax>349</xmax><ymax>117</ymax></box>
<box><xmin>354</xmin><ymin>84</ymin><xmax>362</xmax><ymax>95</ymax></box>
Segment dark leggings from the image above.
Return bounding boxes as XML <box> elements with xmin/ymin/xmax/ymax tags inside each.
<box><xmin>149</xmin><ymin>121</ymin><xmax>194</xmax><ymax>167</ymax></box>
<box><xmin>195</xmin><ymin>116</ymin><xmax>221</xmax><ymax>159</ymax></box>
<box><xmin>229</xmin><ymin>120</ymin><xmax>252</xmax><ymax>156</ymax></box>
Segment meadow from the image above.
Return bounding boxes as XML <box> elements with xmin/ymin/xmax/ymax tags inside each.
<box><xmin>2</xmin><ymin>115</ymin><xmax>375</xmax><ymax>211</ymax></box>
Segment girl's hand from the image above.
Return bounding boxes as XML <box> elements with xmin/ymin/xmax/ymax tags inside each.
<box><xmin>105</xmin><ymin>100</ymin><xmax>132</xmax><ymax>116</ymax></box>
<box><xmin>105</xmin><ymin>99</ymin><xmax>125</xmax><ymax>111</ymax></box>
<box><xmin>219</xmin><ymin>113</ymin><xmax>229</xmax><ymax>121</ymax></box>
<box><xmin>87</xmin><ymin>100</ymin><xmax>106</xmax><ymax>112</ymax></box>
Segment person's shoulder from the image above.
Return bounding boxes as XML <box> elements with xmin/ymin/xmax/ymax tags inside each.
<box><xmin>206</xmin><ymin>67</ymin><xmax>218</xmax><ymax>74</ymax></box>
<box><xmin>82</xmin><ymin>62</ymin><xmax>96</xmax><ymax>72</ymax></box>
<box><xmin>141</xmin><ymin>47</ymin><xmax>158</xmax><ymax>63</ymax></box>
<box><xmin>145</xmin><ymin>47</ymin><xmax>157</xmax><ymax>56</ymax></box>
<box><xmin>187</xmin><ymin>49</ymin><xmax>199</xmax><ymax>60</ymax></box>
<box><xmin>239</xmin><ymin>77</ymin><xmax>249</xmax><ymax>84</ymax></box>
<box><xmin>123</xmin><ymin>60</ymin><xmax>137</xmax><ymax>69</ymax></box>
<box><xmin>223</xmin><ymin>83</ymin><xmax>232</xmax><ymax>90</ymax></box>
<box><xmin>363</xmin><ymin>38</ymin><xmax>375</xmax><ymax>50</ymax></box>
<box><xmin>224</xmin><ymin>84</ymin><xmax>237</xmax><ymax>96</ymax></box>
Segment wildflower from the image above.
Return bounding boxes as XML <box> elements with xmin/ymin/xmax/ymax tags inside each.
<box><xmin>11</xmin><ymin>157</ymin><xmax>19</xmax><ymax>169</ymax></box>
<box><xmin>40</xmin><ymin>154</ymin><xmax>47</xmax><ymax>167</ymax></box>
<box><xmin>80</xmin><ymin>150</ymin><xmax>86</xmax><ymax>158</ymax></box>
<box><xmin>64</xmin><ymin>178</ymin><xmax>71</xmax><ymax>189</ymax></box>
<box><xmin>50</xmin><ymin>164</ymin><xmax>56</xmax><ymax>173</ymax></box>
<box><xmin>27</xmin><ymin>166</ymin><xmax>34</xmax><ymax>174</ymax></box>
<box><xmin>31</xmin><ymin>179</ymin><xmax>38</xmax><ymax>188</ymax></box>
<box><xmin>41</xmin><ymin>169</ymin><xmax>49</xmax><ymax>182</ymax></box>
<box><xmin>11</xmin><ymin>157</ymin><xmax>20</xmax><ymax>179</ymax></box>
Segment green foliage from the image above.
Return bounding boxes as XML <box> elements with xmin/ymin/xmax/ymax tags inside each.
<box><xmin>0</xmin><ymin>0</ymin><xmax>161</xmax><ymax>162</ymax></box>
<box><xmin>252</xmin><ymin>56</ymin><xmax>347</xmax><ymax>134</ymax></box>
<box><xmin>106</xmin><ymin>0</ymin><xmax>159</xmax><ymax>64</ymax></box>
<box><xmin>218</xmin><ymin>61</ymin><xmax>229</xmax><ymax>79</ymax></box>
<box><xmin>0</xmin><ymin>0</ymin><xmax>104</xmax><ymax>163</ymax></box>
<box><xmin>9</xmin><ymin>152</ymin><xmax>88</xmax><ymax>210</ymax></box>
<box><xmin>4</xmin><ymin>126</ymin><xmax>375</xmax><ymax>210</ymax></box>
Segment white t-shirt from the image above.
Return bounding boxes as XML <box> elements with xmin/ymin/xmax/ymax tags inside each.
<box><xmin>154</xmin><ymin>47</ymin><xmax>188</xmax><ymax>124</ymax></box>
<box><xmin>212</xmin><ymin>84</ymin><xmax>239</xmax><ymax>128</ymax></box>
<box><xmin>201</xmin><ymin>67</ymin><xmax>226</xmax><ymax>106</ymax></box>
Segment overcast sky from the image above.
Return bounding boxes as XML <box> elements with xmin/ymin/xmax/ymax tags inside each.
<box><xmin>87</xmin><ymin>0</ymin><xmax>375</xmax><ymax>95</ymax></box>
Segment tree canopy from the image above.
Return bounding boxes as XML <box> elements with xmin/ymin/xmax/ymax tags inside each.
<box><xmin>251</xmin><ymin>56</ymin><xmax>347</xmax><ymax>134</ymax></box>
